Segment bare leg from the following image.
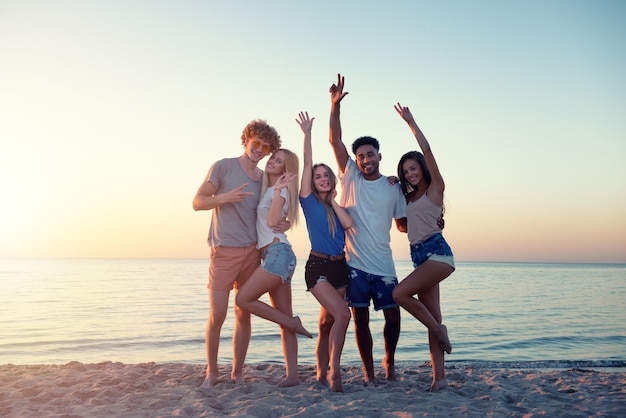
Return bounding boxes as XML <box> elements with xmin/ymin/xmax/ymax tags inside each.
<box><xmin>270</xmin><ymin>283</ymin><xmax>300</xmax><ymax>387</ymax></box>
<box><xmin>392</xmin><ymin>261</ymin><xmax>454</xmax><ymax>354</ymax></box>
<box><xmin>236</xmin><ymin>267</ymin><xmax>313</xmax><ymax>338</ymax></box>
<box><xmin>352</xmin><ymin>307</ymin><xmax>375</xmax><ymax>385</ymax></box>
<box><xmin>382</xmin><ymin>306</ymin><xmax>400</xmax><ymax>380</ymax></box>
<box><xmin>231</xmin><ymin>288</ymin><xmax>251</xmax><ymax>384</ymax></box>
<box><xmin>315</xmin><ymin>306</ymin><xmax>331</xmax><ymax>386</ymax></box>
<box><xmin>393</xmin><ymin>261</ymin><xmax>453</xmax><ymax>391</ymax></box>
<box><xmin>420</xmin><ymin>285</ymin><xmax>448</xmax><ymax>392</ymax></box>
<box><xmin>311</xmin><ymin>283</ymin><xmax>350</xmax><ymax>392</ymax></box>
<box><xmin>203</xmin><ymin>289</ymin><xmax>230</xmax><ymax>387</ymax></box>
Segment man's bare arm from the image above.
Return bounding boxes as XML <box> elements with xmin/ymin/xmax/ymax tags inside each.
<box><xmin>192</xmin><ymin>179</ymin><xmax>253</xmax><ymax>211</ymax></box>
<box><xmin>329</xmin><ymin>73</ymin><xmax>350</xmax><ymax>173</ymax></box>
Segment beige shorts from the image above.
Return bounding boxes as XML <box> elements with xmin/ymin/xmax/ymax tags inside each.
<box><xmin>208</xmin><ymin>244</ymin><xmax>261</xmax><ymax>291</ymax></box>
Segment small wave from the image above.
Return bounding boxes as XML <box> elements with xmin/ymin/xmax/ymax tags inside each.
<box><xmin>444</xmin><ymin>359</ymin><xmax>626</xmax><ymax>370</ymax></box>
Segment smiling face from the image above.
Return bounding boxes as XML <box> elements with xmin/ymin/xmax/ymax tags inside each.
<box><xmin>401</xmin><ymin>157</ymin><xmax>424</xmax><ymax>188</ymax></box>
<box><xmin>245</xmin><ymin>136</ymin><xmax>272</xmax><ymax>163</ymax></box>
<box><xmin>355</xmin><ymin>144</ymin><xmax>381</xmax><ymax>179</ymax></box>
<box><xmin>313</xmin><ymin>165</ymin><xmax>334</xmax><ymax>194</ymax></box>
<box><xmin>265</xmin><ymin>149</ymin><xmax>287</xmax><ymax>175</ymax></box>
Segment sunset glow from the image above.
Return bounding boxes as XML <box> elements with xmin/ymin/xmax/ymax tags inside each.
<box><xmin>1</xmin><ymin>1</ymin><xmax>625</xmax><ymax>263</ymax></box>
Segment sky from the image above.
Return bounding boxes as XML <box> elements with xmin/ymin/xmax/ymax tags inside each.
<box><xmin>1</xmin><ymin>0</ymin><xmax>625</xmax><ymax>263</ymax></box>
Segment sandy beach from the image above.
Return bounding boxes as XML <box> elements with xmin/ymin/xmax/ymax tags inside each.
<box><xmin>1</xmin><ymin>362</ymin><xmax>624</xmax><ymax>417</ymax></box>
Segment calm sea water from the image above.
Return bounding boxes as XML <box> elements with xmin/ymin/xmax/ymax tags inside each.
<box><xmin>1</xmin><ymin>258</ymin><xmax>625</xmax><ymax>370</ymax></box>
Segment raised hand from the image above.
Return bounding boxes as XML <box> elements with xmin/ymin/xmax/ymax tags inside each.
<box><xmin>329</xmin><ymin>73</ymin><xmax>349</xmax><ymax>104</ymax></box>
<box><xmin>394</xmin><ymin>102</ymin><xmax>416</xmax><ymax>125</ymax></box>
<box><xmin>296</xmin><ymin>111</ymin><xmax>315</xmax><ymax>133</ymax></box>
<box><xmin>275</xmin><ymin>172</ymin><xmax>297</xmax><ymax>191</ymax></box>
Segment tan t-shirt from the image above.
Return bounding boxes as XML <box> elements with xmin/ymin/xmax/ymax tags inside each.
<box><xmin>407</xmin><ymin>193</ymin><xmax>442</xmax><ymax>245</ymax></box>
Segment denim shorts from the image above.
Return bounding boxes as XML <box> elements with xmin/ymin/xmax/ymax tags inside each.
<box><xmin>410</xmin><ymin>233</ymin><xmax>455</xmax><ymax>269</ymax></box>
<box><xmin>346</xmin><ymin>267</ymin><xmax>398</xmax><ymax>310</ymax></box>
<box><xmin>304</xmin><ymin>254</ymin><xmax>350</xmax><ymax>291</ymax></box>
<box><xmin>261</xmin><ymin>242</ymin><xmax>297</xmax><ymax>284</ymax></box>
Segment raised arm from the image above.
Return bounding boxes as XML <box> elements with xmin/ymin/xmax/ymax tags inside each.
<box><xmin>192</xmin><ymin>173</ymin><xmax>253</xmax><ymax>211</ymax></box>
<box><xmin>329</xmin><ymin>73</ymin><xmax>350</xmax><ymax>173</ymax></box>
<box><xmin>394</xmin><ymin>103</ymin><xmax>445</xmax><ymax>201</ymax></box>
<box><xmin>297</xmin><ymin>111</ymin><xmax>315</xmax><ymax>198</ymax></box>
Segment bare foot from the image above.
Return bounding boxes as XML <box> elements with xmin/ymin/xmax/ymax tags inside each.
<box><xmin>329</xmin><ymin>370</ymin><xmax>344</xmax><ymax>392</ymax></box>
<box><xmin>383</xmin><ymin>356</ymin><xmax>396</xmax><ymax>381</ymax></box>
<box><xmin>201</xmin><ymin>373</ymin><xmax>218</xmax><ymax>387</ymax></box>
<box><xmin>430</xmin><ymin>378</ymin><xmax>449</xmax><ymax>392</ymax></box>
<box><xmin>363</xmin><ymin>367</ymin><xmax>377</xmax><ymax>386</ymax></box>
<box><xmin>292</xmin><ymin>316</ymin><xmax>313</xmax><ymax>338</ymax></box>
<box><xmin>230</xmin><ymin>373</ymin><xmax>244</xmax><ymax>384</ymax></box>
<box><xmin>316</xmin><ymin>375</ymin><xmax>328</xmax><ymax>386</ymax></box>
<box><xmin>438</xmin><ymin>324</ymin><xmax>452</xmax><ymax>354</ymax></box>
<box><xmin>277</xmin><ymin>377</ymin><xmax>300</xmax><ymax>387</ymax></box>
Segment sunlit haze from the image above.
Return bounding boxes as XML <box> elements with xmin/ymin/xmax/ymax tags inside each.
<box><xmin>1</xmin><ymin>1</ymin><xmax>625</xmax><ymax>263</ymax></box>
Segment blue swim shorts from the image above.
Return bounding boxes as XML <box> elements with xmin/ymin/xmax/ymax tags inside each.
<box><xmin>410</xmin><ymin>233</ymin><xmax>455</xmax><ymax>269</ymax></box>
<box><xmin>261</xmin><ymin>242</ymin><xmax>297</xmax><ymax>284</ymax></box>
<box><xmin>345</xmin><ymin>266</ymin><xmax>398</xmax><ymax>310</ymax></box>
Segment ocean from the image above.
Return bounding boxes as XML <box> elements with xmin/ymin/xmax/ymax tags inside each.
<box><xmin>1</xmin><ymin>258</ymin><xmax>625</xmax><ymax>370</ymax></box>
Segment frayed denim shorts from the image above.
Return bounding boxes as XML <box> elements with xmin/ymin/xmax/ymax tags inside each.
<box><xmin>261</xmin><ymin>242</ymin><xmax>297</xmax><ymax>284</ymax></box>
<box><xmin>410</xmin><ymin>233</ymin><xmax>455</xmax><ymax>269</ymax></box>
<box><xmin>346</xmin><ymin>267</ymin><xmax>398</xmax><ymax>311</ymax></box>
<box><xmin>304</xmin><ymin>254</ymin><xmax>350</xmax><ymax>291</ymax></box>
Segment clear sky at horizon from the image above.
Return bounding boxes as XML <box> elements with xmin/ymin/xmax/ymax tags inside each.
<box><xmin>1</xmin><ymin>0</ymin><xmax>625</xmax><ymax>263</ymax></box>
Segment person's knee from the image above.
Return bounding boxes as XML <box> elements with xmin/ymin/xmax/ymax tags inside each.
<box><xmin>208</xmin><ymin>308</ymin><xmax>227</xmax><ymax>326</ymax></box>
<box><xmin>319</xmin><ymin>316</ymin><xmax>333</xmax><ymax>334</ymax></box>
<box><xmin>335</xmin><ymin>306</ymin><xmax>351</xmax><ymax>327</ymax></box>
<box><xmin>233</xmin><ymin>302</ymin><xmax>250</xmax><ymax>321</ymax></box>
<box><xmin>352</xmin><ymin>308</ymin><xmax>369</xmax><ymax>328</ymax></box>
<box><xmin>384</xmin><ymin>306</ymin><xmax>400</xmax><ymax>324</ymax></box>
<box><xmin>234</xmin><ymin>292</ymin><xmax>248</xmax><ymax>310</ymax></box>
<box><xmin>392</xmin><ymin>286</ymin><xmax>405</xmax><ymax>304</ymax></box>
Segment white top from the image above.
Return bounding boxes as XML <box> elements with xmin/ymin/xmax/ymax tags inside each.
<box><xmin>256</xmin><ymin>185</ymin><xmax>290</xmax><ymax>249</ymax></box>
<box><xmin>339</xmin><ymin>159</ymin><xmax>406</xmax><ymax>277</ymax></box>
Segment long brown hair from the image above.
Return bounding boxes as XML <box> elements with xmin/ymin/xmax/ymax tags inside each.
<box><xmin>397</xmin><ymin>151</ymin><xmax>431</xmax><ymax>203</ymax></box>
<box><xmin>311</xmin><ymin>163</ymin><xmax>338</xmax><ymax>237</ymax></box>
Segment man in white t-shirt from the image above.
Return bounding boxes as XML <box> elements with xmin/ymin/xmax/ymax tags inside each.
<box><xmin>328</xmin><ymin>74</ymin><xmax>407</xmax><ymax>384</ymax></box>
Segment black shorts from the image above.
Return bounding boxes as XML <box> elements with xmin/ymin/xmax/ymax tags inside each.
<box><xmin>304</xmin><ymin>254</ymin><xmax>350</xmax><ymax>291</ymax></box>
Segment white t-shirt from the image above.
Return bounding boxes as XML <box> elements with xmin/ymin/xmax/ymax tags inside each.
<box><xmin>256</xmin><ymin>185</ymin><xmax>290</xmax><ymax>249</ymax></box>
<box><xmin>339</xmin><ymin>159</ymin><xmax>406</xmax><ymax>277</ymax></box>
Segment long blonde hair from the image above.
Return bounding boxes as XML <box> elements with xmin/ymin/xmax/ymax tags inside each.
<box><xmin>262</xmin><ymin>148</ymin><xmax>300</xmax><ymax>226</ymax></box>
<box><xmin>311</xmin><ymin>163</ymin><xmax>338</xmax><ymax>237</ymax></box>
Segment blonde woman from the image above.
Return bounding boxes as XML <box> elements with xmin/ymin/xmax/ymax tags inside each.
<box><xmin>236</xmin><ymin>148</ymin><xmax>312</xmax><ymax>387</ymax></box>
<box><xmin>297</xmin><ymin>111</ymin><xmax>353</xmax><ymax>392</ymax></box>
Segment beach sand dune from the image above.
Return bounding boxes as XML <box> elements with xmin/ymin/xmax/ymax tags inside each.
<box><xmin>1</xmin><ymin>361</ymin><xmax>624</xmax><ymax>417</ymax></box>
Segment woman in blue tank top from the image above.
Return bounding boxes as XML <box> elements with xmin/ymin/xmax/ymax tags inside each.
<box><xmin>297</xmin><ymin>111</ymin><xmax>353</xmax><ymax>392</ymax></box>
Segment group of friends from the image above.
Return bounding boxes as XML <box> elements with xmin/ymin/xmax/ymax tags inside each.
<box><xmin>192</xmin><ymin>74</ymin><xmax>455</xmax><ymax>393</ymax></box>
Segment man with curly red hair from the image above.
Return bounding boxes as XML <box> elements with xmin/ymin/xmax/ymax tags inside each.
<box><xmin>193</xmin><ymin>119</ymin><xmax>287</xmax><ymax>386</ymax></box>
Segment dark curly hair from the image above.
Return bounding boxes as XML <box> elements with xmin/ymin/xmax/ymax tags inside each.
<box><xmin>351</xmin><ymin>136</ymin><xmax>379</xmax><ymax>155</ymax></box>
